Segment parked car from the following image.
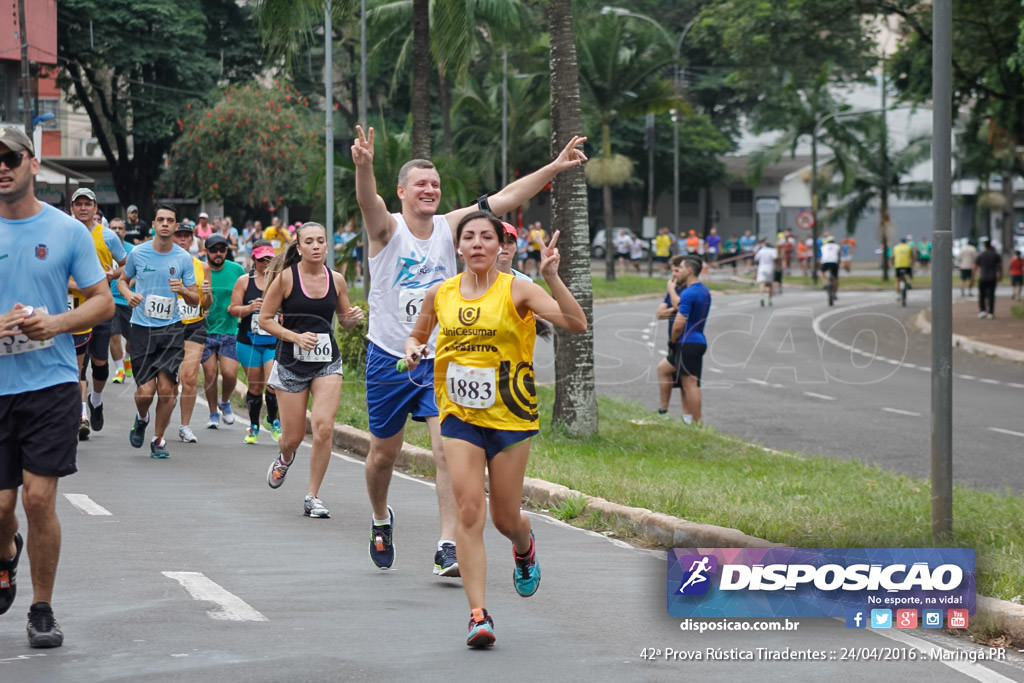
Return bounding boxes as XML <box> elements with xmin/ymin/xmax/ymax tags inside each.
<box><xmin>590</xmin><ymin>228</ymin><xmax>651</xmax><ymax>260</ymax></box>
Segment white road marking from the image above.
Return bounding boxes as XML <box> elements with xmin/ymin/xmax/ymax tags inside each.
<box><xmin>978</xmin><ymin>378</ymin><xmax>1000</xmax><ymax>385</ymax></box>
<box><xmin>746</xmin><ymin>378</ymin><xmax>768</xmax><ymax>385</ymax></box>
<box><xmin>989</xmin><ymin>427</ymin><xmax>1024</xmax><ymax>439</ymax></box>
<box><xmin>63</xmin><ymin>493</ymin><xmax>112</xmax><ymax>516</ymax></box>
<box><xmin>803</xmin><ymin>392</ymin><xmax>836</xmax><ymax>401</ymax></box>
<box><xmin>707</xmin><ymin>367</ymin><xmax>723</xmax><ymax>373</ymax></box>
<box><xmin>882</xmin><ymin>407</ymin><xmax>921</xmax><ymax>417</ymax></box>
<box><xmin>902</xmin><ymin>362</ymin><xmax>917</xmax><ymax>369</ymax></box>
<box><xmin>162</xmin><ymin>571</ymin><xmax>268</xmax><ymax>622</ymax></box>
<box><xmin>957</xmin><ymin>374</ymin><xmax>976</xmax><ymax>380</ymax></box>
<box><xmin>1009</xmin><ymin>382</ymin><xmax>1024</xmax><ymax>389</ymax></box>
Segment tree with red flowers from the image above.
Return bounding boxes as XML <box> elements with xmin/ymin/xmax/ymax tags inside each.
<box><xmin>163</xmin><ymin>82</ymin><xmax>322</xmax><ymax>213</ymax></box>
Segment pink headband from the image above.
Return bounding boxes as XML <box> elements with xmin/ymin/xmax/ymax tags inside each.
<box><xmin>252</xmin><ymin>246</ymin><xmax>275</xmax><ymax>260</ymax></box>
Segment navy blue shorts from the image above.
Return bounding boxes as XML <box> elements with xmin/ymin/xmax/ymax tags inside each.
<box><xmin>365</xmin><ymin>342</ymin><xmax>437</xmax><ymax>439</ymax></box>
<box><xmin>440</xmin><ymin>414</ymin><xmax>537</xmax><ymax>460</ymax></box>
<box><xmin>0</xmin><ymin>383</ymin><xmax>79</xmax><ymax>488</ymax></box>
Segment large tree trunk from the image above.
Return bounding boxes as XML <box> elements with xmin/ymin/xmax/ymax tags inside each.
<box><xmin>411</xmin><ymin>0</ymin><xmax>431</xmax><ymax>158</ymax></box>
<box><xmin>549</xmin><ymin>0</ymin><xmax>598</xmax><ymax>437</ymax></box>
<box><xmin>438</xmin><ymin>65</ymin><xmax>453</xmax><ymax>156</ymax></box>
<box><xmin>1001</xmin><ymin>170</ymin><xmax>1014</xmax><ymax>255</ymax></box>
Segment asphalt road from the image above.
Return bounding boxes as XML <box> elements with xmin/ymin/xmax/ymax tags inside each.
<box><xmin>3</xmin><ymin>386</ymin><xmax>1023</xmax><ymax>681</ymax></box>
<box><xmin>533</xmin><ymin>284</ymin><xmax>1024</xmax><ymax>493</ymax></box>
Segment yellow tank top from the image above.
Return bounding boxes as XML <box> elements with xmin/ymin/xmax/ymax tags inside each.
<box><xmin>180</xmin><ymin>257</ymin><xmax>206</xmax><ymax>324</ymax></box>
<box><xmin>434</xmin><ymin>272</ymin><xmax>538</xmax><ymax>431</ymax></box>
<box><xmin>893</xmin><ymin>243</ymin><xmax>913</xmax><ymax>269</ymax></box>
<box><xmin>69</xmin><ymin>224</ymin><xmax>116</xmax><ymax>335</ymax></box>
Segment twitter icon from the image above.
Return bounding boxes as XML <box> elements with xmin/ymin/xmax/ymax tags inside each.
<box><xmin>870</xmin><ymin>609</ymin><xmax>892</xmax><ymax>629</ymax></box>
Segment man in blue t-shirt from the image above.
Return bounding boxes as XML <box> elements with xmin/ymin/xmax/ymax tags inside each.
<box><xmin>655</xmin><ymin>255</ymin><xmax>686</xmax><ymax>415</ymax></box>
<box><xmin>118</xmin><ymin>204</ymin><xmax>198</xmax><ymax>458</ymax></box>
<box><xmin>669</xmin><ymin>256</ymin><xmax>712</xmax><ymax>424</ymax></box>
<box><xmin>0</xmin><ymin>125</ymin><xmax>114</xmax><ymax>648</ymax></box>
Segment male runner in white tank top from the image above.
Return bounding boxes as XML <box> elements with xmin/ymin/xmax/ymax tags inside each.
<box><xmin>352</xmin><ymin>125</ymin><xmax>587</xmax><ymax>575</ymax></box>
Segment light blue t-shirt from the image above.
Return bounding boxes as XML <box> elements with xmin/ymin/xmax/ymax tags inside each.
<box><xmin>0</xmin><ymin>203</ymin><xmax>106</xmax><ymax>395</ymax></box>
<box><xmin>123</xmin><ymin>242</ymin><xmax>196</xmax><ymax>327</ymax></box>
<box><xmin>111</xmin><ymin>240</ymin><xmax>134</xmax><ymax>305</ymax></box>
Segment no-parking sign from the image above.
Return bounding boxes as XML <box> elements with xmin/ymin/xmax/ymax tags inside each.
<box><xmin>796</xmin><ymin>210</ymin><xmax>816</xmax><ymax>231</ymax></box>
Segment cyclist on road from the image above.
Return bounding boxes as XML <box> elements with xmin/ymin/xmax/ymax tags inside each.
<box><xmin>820</xmin><ymin>235</ymin><xmax>841</xmax><ymax>301</ymax></box>
<box><xmin>891</xmin><ymin>236</ymin><xmax>914</xmax><ymax>302</ymax></box>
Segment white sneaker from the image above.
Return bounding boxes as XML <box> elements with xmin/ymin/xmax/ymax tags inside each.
<box><xmin>207</xmin><ymin>413</ymin><xmax>219</xmax><ymax>429</ymax></box>
<box><xmin>219</xmin><ymin>401</ymin><xmax>236</xmax><ymax>425</ymax></box>
<box><xmin>178</xmin><ymin>425</ymin><xmax>198</xmax><ymax>443</ymax></box>
<box><xmin>987</xmin><ymin>313</ymin><xmax>994</xmax><ymax>319</ymax></box>
<box><xmin>978</xmin><ymin>311</ymin><xmax>987</xmax><ymax>319</ymax></box>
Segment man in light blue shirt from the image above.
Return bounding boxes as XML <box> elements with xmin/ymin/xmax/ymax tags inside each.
<box><xmin>0</xmin><ymin>125</ymin><xmax>113</xmax><ymax>648</ymax></box>
<box><xmin>118</xmin><ymin>204</ymin><xmax>198</xmax><ymax>458</ymax></box>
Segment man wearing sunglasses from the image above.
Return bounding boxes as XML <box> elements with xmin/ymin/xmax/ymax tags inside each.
<box><xmin>172</xmin><ymin>223</ymin><xmax>212</xmax><ymax>443</ymax></box>
<box><xmin>201</xmin><ymin>233</ymin><xmax>245</xmax><ymax>428</ymax></box>
<box><xmin>0</xmin><ymin>125</ymin><xmax>114</xmax><ymax>647</ymax></box>
<box><xmin>67</xmin><ymin>187</ymin><xmax>127</xmax><ymax>440</ymax></box>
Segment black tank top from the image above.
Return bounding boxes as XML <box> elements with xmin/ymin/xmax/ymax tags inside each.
<box><xmin>276</xmin><ymin>263</ymin><xmax>339</xmax><ymax>371</ymax></box>
<box><xmin>236</xmin><ymin>272</ymin><xmax>276</xmax><ymax>347</ymax></box>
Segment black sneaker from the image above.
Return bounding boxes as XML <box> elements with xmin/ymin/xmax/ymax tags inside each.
<box><xmin>433</xmin><ymin>542</ymin><xmax>460</xmax><ymax>577</ymax></box>
<box><xmin>150</xmin><ymin>438</ymin><xmax>170</xmax><ymax>459</ymax></box>
<box><xmin>26</xmin><ymin>602</ymin><xmax>63</xmax><ymax>648</ymax></box>
<box><xmin>0</xmin><ymin>532</ymin><xmax>23</xmax><ymax>616</ymax></box>
<box><xmin>129</xmin><ymin>415</ymin><xmax>148</xmax><ymax>448</ymax></box>
<box><xmin>88</xmin><ymin>398</ymin><xmax>104</xmax><ymax>431</ymax></box>
<box><xmin>368</xmin><ymin>506</ymin><xmax>395</xmax><ymax>569</ymax></box>
<box><xmin>78</xmin><ymin>417</ymin><xmax>90</xmax><ymax>441</ymax></box>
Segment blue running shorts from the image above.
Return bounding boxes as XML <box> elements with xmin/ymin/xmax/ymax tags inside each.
<box><xmin>365</xmin><ymin>341</ymin><xmax>438</xmax><ymax>439</ymax></box>
<box><xmin>236</xmin><ymin>341</ymin><xmax>276</xmax><ymax>369</ymax></box>
<box><xmin>440</xmin><ymin>414</ymin><xmax>537</xmax><ymax>460</ymax></box>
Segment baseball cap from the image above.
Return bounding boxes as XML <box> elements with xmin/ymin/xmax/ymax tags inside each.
<box><xmin>174</xmin><ymin>222</ymin><xmax>195</xmax><ymax>233</ymax></box>
<box><xmin>71</xmin><ymin>187</ymin><xmax>97</xmax><ymax>203</ymax></box>
<box><xmin>126</xmin><ymin>204</ymin><xmax>138</xmax><ymax>214</ymax></box>
<box><xmin>0</xmin><ymin>126</ymin><xmax>34</xmax><ymax>155</ymax></box>
<box><xmin>205</xmin><ymin>234</ymin><xmax>229</xmax><ymax>249</ymax></box>
<box><xmin>252</xmin><ymin>245</ymin><xmax>276</xmax><ymax>260</ymax></box>
<box><xmin>501</xmin><ymin>221</ymin><xmax>518</xmax><ymax>240</ymax></box>
<box><xmin>199</xmin><ymin>211</ymin><xmax>209</xmax><ymax>219</ymax></box>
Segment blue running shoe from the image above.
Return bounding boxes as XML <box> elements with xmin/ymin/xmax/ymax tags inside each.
<box><xmin>466</xmin><ymin>608</ymin><xmax>495</xmax><ymax>648</ymax></box>
<box><xmin>512</xmin><ymin>531</ymin><xmax>540</xmax><ymax>597</ymax></box>
<box><xmin>219</xmin><ymin>401</ymin><xmax>235</xmax><ymax>425</ymax></box>
<box><xmin>369</xmin><ymin>506</ymin><xmax>395</xmax><ymax>569</ymax></box>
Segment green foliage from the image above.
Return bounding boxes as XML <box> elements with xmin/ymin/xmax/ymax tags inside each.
<box><xmin>335</xmin><ymin>298</ymin><xmax>369</xmax><ymax>371</ymax></box>
<box><xmin>551</xmin><ymin>494</ymin><xmax>589</xmax><ymax>521</ymax></box>
<box><xmin>163</xmin><ymin>82</ymin><xmax>322</xmax><ymax>213</ymax></box>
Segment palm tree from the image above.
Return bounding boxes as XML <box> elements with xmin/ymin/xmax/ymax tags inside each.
<box><xmin>577</xmin><ymin>12</ymin><xmax>678</xmax><ymax>281</ymax></box>
<box><xmin>548</xmin><ymin>0</ymin><xmax>597</xmax><ymax>436</ymax></box>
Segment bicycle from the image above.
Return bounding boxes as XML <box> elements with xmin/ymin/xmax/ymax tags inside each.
<box><xmin>827</xmin><ymin>270</ymin><xmax>837</xmax><ymax>306</ymax></box>
<box><xmin>898</xmin><ymin>276</ymin><xmax>908</xmax><ymax>307</ymax></box>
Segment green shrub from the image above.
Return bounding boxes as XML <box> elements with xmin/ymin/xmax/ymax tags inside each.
<box><xmin>336</xmin><ymin>298</ymin><xmax>368</xmax><ymax>374</ymax></box>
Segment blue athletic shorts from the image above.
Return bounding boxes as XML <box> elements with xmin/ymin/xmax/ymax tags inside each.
<box><xmin>365</xmin><ymin>341</ymin><xmax>437</xmax><ymax>439</ymax></box>
<box><xmin>202</xmin><ymin>333</ymin><xmax>237</xmax><ymax>363</ymax></box>
<box><xmin>440</xmin><ymin>414</ymin><xmax>537</xmax><ymax>460</ymax></box>
<box><xmin>237</xmin><ymin>341</ymin><xmax>276</xmax><ymax>368</ymax></box>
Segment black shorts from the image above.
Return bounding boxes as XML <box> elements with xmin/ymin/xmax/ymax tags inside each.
<box><xmin>959</xmin><ymin>268</ymin><xmax>973</xmax><ymax>281</ymax></box>
<box><xmin>87</xmin><ymin>319</ymin><xmax>112</xmax><ymax>360</ymax></box>
<box><xmin>821</xmin><ymin>262</ymin><xmax>839</xmax><ymax>278</ymax></box>
<box><xmin>73</xmin><ymin>332</ymin><xmax>91</xmax><ymax>354</ymax></box>
<box><xmin>528</xmin><ymin>250</ymin><xmax>541</xmax><ymax>262</ymax></box>
<box><xmin>183</xmin><ymin>320</ymin><xmax>208</xmax><ymax>346</ymax></box>
<box><xmin>0</xmin><ymin>383</ymin><xmax>79</xmax><ymax>489</ymax></box>
<box><xmin>130</xmin><ymin>323</ymin><xmax>185</xmax><ymax>386</ymax></box>
<box><xmin>1012</xmin><ymin>275</ymin><xmax>1023</xmax><ymax>286</ymax></box>
<box><xmin>670</xmin><ymin>342</ymin><xmax>707</xmax><ymax>387</ymax></box>
<box><xmin>112</xmin><ymin>304</ymin><xmax>132</xmax><ymax>337</ymax></box>
<box><xmin>773</xmin><ymin>270</ymin><xmax>783</xmax><ymax>283</ymax></box>
<box><xmin>896</xmin><ymin>267</ymin><xmax>913</xmax><ymax>280</ymax></box>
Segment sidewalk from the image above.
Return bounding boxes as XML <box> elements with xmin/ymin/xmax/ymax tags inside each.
<box><xmin>918</xmin><ymin>292</ymin><xmax>1024</xmax><ymax>363</ymax></box>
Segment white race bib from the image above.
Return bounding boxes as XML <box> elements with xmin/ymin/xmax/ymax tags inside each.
<box><xmin>398</xmin><ymin>288</ymin><xmax>425</xmax><ymax>325</ymax></box>
<box><xmin>178</xmin><ymin>297</ymin><xmax>202</xmax><ymax>321</ymax></box>
<box><xmin>445</xmin><ymin>363</ymin><xmax>496</xmax><ymax>410</ymax></box>
<box><xmin>0</xmin><ymin>306</ymin><xmax>55</xmax><ymax>355</ymax></box>
<box><xmin>66</xmin><ymin>293</ymin><xmax>75</xmax><ymax>311</ymax></box>
<box><xmin>271</xmin><ymin>240</ymin><xmax>282</xmax><ymax>251</ymax></box>
<box><xmin>251</xmin><ymin>312</ymin><xmax>279</xmax><ymax>336</ymax></box>
<box><xmin>294</xmin><ymin>332</ymin><xmax>332</xmax><ymax>362</ymax></box>
<box><xmin>144</xmin><ymin>294</ymin><xmax>175</xmax><ymax>320</ymax></box>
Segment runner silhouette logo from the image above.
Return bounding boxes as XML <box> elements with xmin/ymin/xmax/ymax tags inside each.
<box><xmin>677</xmin><ymin>554</ymin><xmax>718</xmax><ymax>596</ymax></box>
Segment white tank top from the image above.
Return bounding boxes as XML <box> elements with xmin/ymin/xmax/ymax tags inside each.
<box><xmin>367</xmin><ymin>212</ymin><xmax>457</xmax><ymax>356</ymax></box>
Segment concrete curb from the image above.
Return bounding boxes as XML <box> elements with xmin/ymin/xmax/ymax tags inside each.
<box><xmin>234</xmin><ymin>375</ymin><xmax>1023</xmax><ymax>642</ymax></box>
<box><xmin>914</xmin><ymin>309</ymin><xmax>1024</xmax><ymax>364</ymax></box>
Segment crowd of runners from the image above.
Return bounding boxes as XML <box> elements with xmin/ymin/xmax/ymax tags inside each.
<box><xmin>0</xmin><ymin>124</ymin><xmax>592</xmax><ymax>651</ymax></box>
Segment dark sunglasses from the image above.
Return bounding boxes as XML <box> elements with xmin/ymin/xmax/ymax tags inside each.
<box><xmin>256</xmin><ymin>256</ymin><xmax>273</xmax><ymax>263</ymax></box>
<box><xmin>207</xmin><ymin>246</ymin><xmax>228</xmax><ymax>253</ymax></box>
<box><xmin>0</xmin><ymin>150</ymin><xmax>26</xmax><ymax>169</ymax></box>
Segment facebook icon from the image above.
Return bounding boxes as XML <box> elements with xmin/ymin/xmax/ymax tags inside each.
<box><xmin>846</xmin><ymin>610</ymin><xmax>866</xmax><ymax>629</ymax></box>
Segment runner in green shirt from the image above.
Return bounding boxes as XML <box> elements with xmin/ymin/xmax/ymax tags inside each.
<box><xmin>201</xmin><ymin>234</ymin><xmax>247</xmax><ymax>428</ymax></box>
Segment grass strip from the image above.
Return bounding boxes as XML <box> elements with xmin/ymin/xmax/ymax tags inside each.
<box><xmin>332</xmin><ymin>374</ymin><xmax>1022</xmax><ymax>603</ymax></box>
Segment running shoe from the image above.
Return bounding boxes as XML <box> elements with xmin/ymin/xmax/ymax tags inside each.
<box><xmin>0</xmin><ymin>532</ymin><xmax>23</xmax><ymax>616</ymax></box>
<box><xmin>244</xmin><ymin>425</ymin><xmax>259</xmax><ymax>444</ymax></box>
<box><xmin>78</xmin><ymin>417</ymin><xmax>90</xmax><ymax>441</ymax></box>
<box><xmin>124</xmin><ymin>360</ymin><xmax>133</xmax><ymax>378</ymax></box>
<box><xmin>433</xmin><ymin>542</ymin><xmax>460</xmax><ymax>577</ymax></box>
<box><xmin>150</xmin><ymin>438</ymin><xmax>170</xmax><ymax>459</ymax></box>
<box><xmin>265</xmin><ymin>417</ymin><xmax>282</xmax><ymax>441</ymax></box>
<box><xmin>219</xmin><ymin>401</ymin><xmax>235</xmax><ymax>425</ymax></box>
<box><xmin>207</xmin><ymin>412</ymin><xmax>220</xmax><ymax>429</ymax></box>
<box><xmin>466</xmin><ymin>608</ymin><xmax>495</xmax><ymax>648</ymax></box>
<box><xmin>26</xmin><ymin>602</ymin><xmax>63</xmax><ymax>649</ymax></box>
<box><xmin>129</xmin><ymin>415</ymin><xmax>147</xmax><ymax>448</ymax></box>
<box><xmin>178</xmin><ymin>425</ymin><xmax>198</xmax><ymax>443</ymax></box>
<box><xmin>369</xmin><ymin>506</ymin><xmax>395</xmax><ymax>569</ymax></box>
<box><xmin>112</xmin><ymin>368</ymin><xmax>125</xmax><ymax>384</ymax></box>
<box><xmin>88</xmin><ymin>399</ymin><xmax>103</xmax><ymax>431</ymax></box>
<box><xmin>266</xmin><ymin>453</ymin><xmax>292</xmax><ymax>489</ymax></box>
<box><xmin>304</xmin><ymin>495</ymin><xmax>330</xmax><ymax>518</ymax></box>
<box><xmin>512</xmin><ymin>531</ymin><xmax>541</xmax><ymax>597</ymax></box>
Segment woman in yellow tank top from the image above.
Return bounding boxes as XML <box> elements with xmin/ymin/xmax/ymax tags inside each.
<box><xmin>403</xmin><ymin>210</ymin><xmax>587</xmax><ymax>648</ymax></box>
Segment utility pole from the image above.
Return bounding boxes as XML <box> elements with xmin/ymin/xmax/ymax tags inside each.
<box><xmin>18</xmin><ymin>0</ymin><xmax>32</xmax><ymax>135</ymax></box>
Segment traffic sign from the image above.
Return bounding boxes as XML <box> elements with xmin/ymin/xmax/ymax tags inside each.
<box><xmin>796</xmin><ymin>210</ymin><xmax>816</xmax><ymax>230</ymax></box>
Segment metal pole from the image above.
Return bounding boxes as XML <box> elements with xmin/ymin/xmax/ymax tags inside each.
<box><xmin>931</xmin><ymin>0</ymin><xmax>953</xmax><ymax>543</ymax></box>
<box><xmin>18</xmin><ymin>0</ymin><xmax>32</xmax><ymax>135</ymax></box>
<box><xmin>325</xmin><ymin>0</ymin><xmax>334</xmax><ymax>237</ymax></box>
<box><xmin>501</xmin><ymin>44</ymin><xmax>508</xmax><ymax>190</ymax></box>
<box><xmin>811</xmin><ymin>131</ymin><xmax>819</xmax><ymax>284</ymax></box>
